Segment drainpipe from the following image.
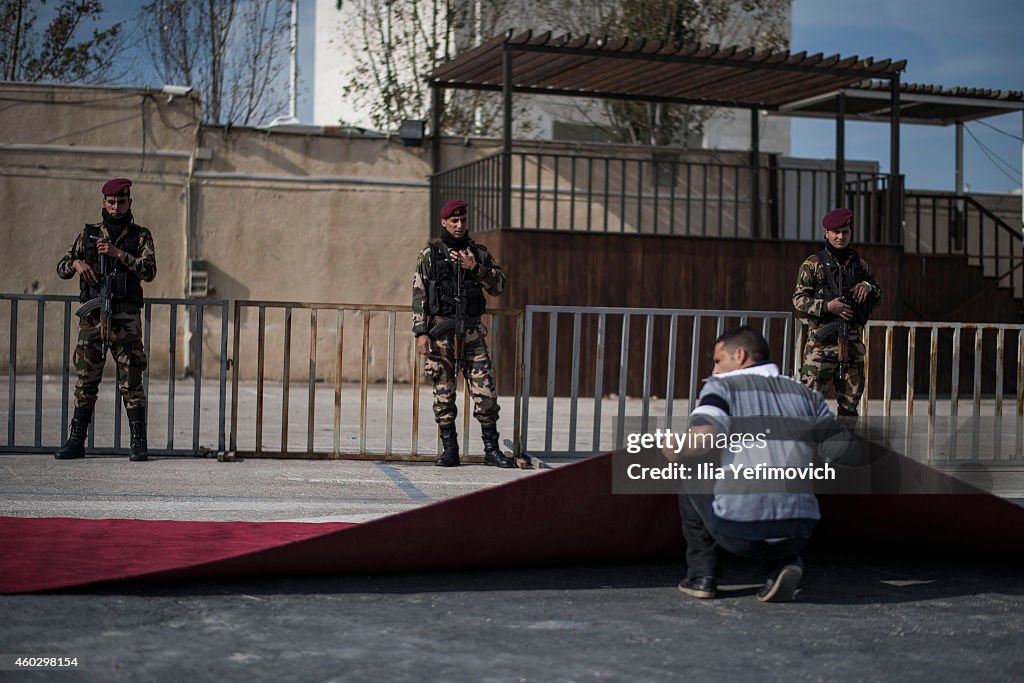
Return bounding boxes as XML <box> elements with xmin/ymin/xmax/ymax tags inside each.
<box><xmin>182</xmin><ymin>97</ymin><xmax>201</xmax><ymax>378</ymax></box>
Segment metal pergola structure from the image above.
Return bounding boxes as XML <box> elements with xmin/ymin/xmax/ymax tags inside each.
<box><xmin>429</xmin><ymin>29</ymin><xmax>907</xmax><ymax>236</ymax></box>
<box><xmin>778</xmin><ymin>81</ymin><xmax>1024</xmax><ymax>199</ymax></box>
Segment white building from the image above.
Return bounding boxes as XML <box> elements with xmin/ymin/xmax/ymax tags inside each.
<box><xmin>312</xmin><ymin>0</ymin><xmax>791</xmax><ymax>155</ymax></box>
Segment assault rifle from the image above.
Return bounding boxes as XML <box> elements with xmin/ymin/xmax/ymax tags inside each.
<box><xmin>813</xmin><ymin>291</ymin><xmax>866</xmax><ymax>380</ymax></box>
<box><xmin>813</xmin><ymin>317</ymin><xmax>850</xmax><ymax>380</ymax></box>
<box><xmin>428</xmin><ymin>249</ymin><xmax>467</xmax><ymax>379</ymax></box>
<box><xmin>75</xmin><ymin>236</ymin><xmax>114</xmax><ymax>355</ymax></box>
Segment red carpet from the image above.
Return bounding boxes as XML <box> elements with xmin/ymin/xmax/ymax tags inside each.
<box><xmin>1</xmin><ymin>451</ymin><xmax>1022</xmax><ymax>593</ymax></box>
<box><xmin>0</xmin><ymin>453</ymin><xmax>680</xmax><ymax>593</ymax></box>
<box><xmin>0</xmin><ymin>518</ymin><xmax>356</xmax><ymax>593</ymax></box>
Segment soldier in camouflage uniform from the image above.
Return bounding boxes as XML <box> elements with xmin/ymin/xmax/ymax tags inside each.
<box><xmin>55</xmin><ymin>178</ymin><xmax>157</xmax><ymax>461</ymax></box>
<box><xmin>413</xmin><ymin>199</ymin><xmax>513</xmax><ymax>468</ymax></box>
<box><xmin>793</xmin><ymin>207</ymin><xmax>881</xmax><ymax>416</ymax></box>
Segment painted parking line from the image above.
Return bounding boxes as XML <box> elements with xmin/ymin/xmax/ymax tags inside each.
<box><xmin>374</xmin><ymin>462</ymin><xmax>431</xmax><ymax>501</ymax></box>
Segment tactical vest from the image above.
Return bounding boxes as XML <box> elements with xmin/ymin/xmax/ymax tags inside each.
<box><xmin>425</xmin><ymin>240</ymin><xmax>487</xmax><ymax>318</ymax></box>
<box><xmin>812</xmin><ymin>248</ymin><xmax>870</xmax><ymax>326</ymax></box>
<box><xmin>80</xmin><ymin>223</ymin><xmax>144</xmax><ymax>307</ymax></box>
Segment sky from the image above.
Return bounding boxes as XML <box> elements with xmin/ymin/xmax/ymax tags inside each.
<box><xmin>790</xmin><ymin>0</ymin><xmax>1023</xmax><ymax>194</ymax></box>
<box><xmin>84</xmin><ymin>0</ymin><xmax>1023</xmax><ymax>195</ymax></box>
<box><xmin>82</xmin><ymin>0</ymin><xmax>318</xmax><ymax>122</ymax></box>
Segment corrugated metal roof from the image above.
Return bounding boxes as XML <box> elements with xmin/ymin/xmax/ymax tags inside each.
<box><xmin>430</xmin><ymin>30</ymin><xmax>906</xmax><ymax>109</ymax></box>
<box><xmin>779</xmin><ymin>81</ymin><xmax>1024</xmax><ymax>125</ymax></box>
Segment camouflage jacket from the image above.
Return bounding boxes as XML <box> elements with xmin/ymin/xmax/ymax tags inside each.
<box><xmin>412</xmin><ymin>239</ymin><xmax>506</xmax><ymax>337</ymax></box>
<box><xmin>792</xmin><ymin>251</ymin><xmax>881</xmax><ymax>331</ymax></box>
<box><xmin>57</xmin><ymin>221</ymin><xmax>157</xmax><ymax>284</ymax></box>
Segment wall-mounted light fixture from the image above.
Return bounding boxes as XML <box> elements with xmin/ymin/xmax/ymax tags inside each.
<box><xmin>399</xmin><ymin>119</ymin><xmax>425</xmax><ymax>146</ymax></box>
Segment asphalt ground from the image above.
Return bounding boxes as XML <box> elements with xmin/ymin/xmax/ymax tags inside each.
<box><xmin>2</xmin><ymin>451</ymin><xmax>1023</xmax><ymax>682</ymax></box>
<box><xmin>1</xmin><ymin>552</ymin><xmax>1022</xmax><ymax>682</ymax></box>
<box><xmin>2</xmin><ymin>376</ymin><xmax>1023</xmax><ymax>681</ymax></box>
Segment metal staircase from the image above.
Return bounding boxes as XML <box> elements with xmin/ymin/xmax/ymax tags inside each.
<box><xmin>904</xmin><ymin>191</ymin><xmax>1023</xmax><ymax>310</ymax></box>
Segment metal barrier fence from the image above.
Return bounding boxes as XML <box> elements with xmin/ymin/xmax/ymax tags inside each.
<box><xmin>795</xmin><ymin>319</ymin><xmax>1024</xmax><ymax>461</ymax></box>
<box><xmin>0</xmin><ymin>293</ymin><xmax>229</xmax><ymax>456</ymax></box>
<box><xmin>5</xmin><ymin>292</ymin><xmax>1019</xmax><ymax>463</ymax></box>
<box><xmin>228</xmin><ymin>301</ymin><xmax>524</xmax><ymax>460</ymax></box>
<box><xmin>519</xmin><ymin>306</ymin><xmax>795</xmax><ymax>459</ymax></box>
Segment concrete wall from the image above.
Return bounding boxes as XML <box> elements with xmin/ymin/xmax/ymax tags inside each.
<box><xmin>0</xmin><ymin>83</ymin><xmax>444</xmax><ymax>382</ymax></box>
<box><xmin>0</xmin><ymin>84</ymin><xmax>196</xmax><ymax>378</ymax></box>
<box><xmin>0</xmin><ymin>84</ymin><xmax>515</xmax><ymax>383</ymax></box>
<box><xmin>0</xmin><ymin>82</ymin><xmax>196</xmax><ymax>300</ymax></box>
<box><xmin>191</xmin><ymin>125</ymin><xmax>437</xmax><ymax>383</ymax></box>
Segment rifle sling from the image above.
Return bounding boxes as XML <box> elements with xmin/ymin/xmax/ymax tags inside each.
<box><xmin>817</xmin><ymin>249</ymin><xmax>844</xmax><ymax>301</ymax></box>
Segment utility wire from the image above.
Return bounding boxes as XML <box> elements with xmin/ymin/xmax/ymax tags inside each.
<box><xmin>966</xmin><ymin>127</ymin><xmax>1020</xmax><ymax>176</ymax></box>
<box><xmin>963</xmin><ymin>125</ymin><xmax>1021</xmax><ymax>186</ymax></box>
<box><xmin>970</xmin><ymin>118</ymin><xmax>1023</xmax><ymax>142</ymax></box>
<box><xmin>964</xmin><ymin>125</ymin><xmax>1020</xmax><ymax>174</ymax></box>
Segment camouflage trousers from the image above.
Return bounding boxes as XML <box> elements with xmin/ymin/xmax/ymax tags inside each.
<box><xmin>423</xmin><ymin>320</ymin><xmax>499</xmax><ymax>427</ymax></box>
<box><xmin>799</xmin><ymin>337</ymin><xmax>865</xmax><ymax>416</ymax></box>
<box><xmin>74</xmin><ymin>311</ymin><xmax>148</xmax><ymax>410</ymax></box>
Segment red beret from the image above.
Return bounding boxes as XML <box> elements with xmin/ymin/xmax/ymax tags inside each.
<box><xmin>822</xmin><ymin>207</ymin><xmax>853</xmax><ymax>230</ymax></box>
<box><xmin>101</xmin><ymin>178</ymin><xmax>132</xmax><ymax>197</ymax></box>
<box><xmin>440</xmin><ymin>199</ymin><xmax>468</xmax><ymax>219</ymax></box>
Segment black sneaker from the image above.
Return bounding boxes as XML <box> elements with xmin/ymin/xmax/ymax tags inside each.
<box><xmin>757</xmin><ymin>563</ymin><xmax>803</xmax><ymax>602</ymax></box>
<box><xmin>677</xmin><ymin>576</ymin><xmax>717</xmax><ymax>599</ymax></box>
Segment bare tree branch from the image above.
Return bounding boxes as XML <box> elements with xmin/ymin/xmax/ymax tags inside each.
<box><xmin>342</xmin><ymin>0</ymin><xmax>520</xmax><ymax>135</ymax></box>
<box><xmin>0</xmin><ymin>0</ymin><xmax>124</xmax><ymax>84</ymax></box>
<box><xmin>140</xmin><ymin>0</ymin><xmax>289</xmax><ymax>125</ymax></box>
<box><xmin>228</xmin><ymin>0</ymin><xmax>288</xmax><ymax>125</ymax></box>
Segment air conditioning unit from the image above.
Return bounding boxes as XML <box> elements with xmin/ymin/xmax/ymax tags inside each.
<box><xmin>189</xmin><ymin>258</ymin><xmax>209</xmax><ymax>297</ymax></box>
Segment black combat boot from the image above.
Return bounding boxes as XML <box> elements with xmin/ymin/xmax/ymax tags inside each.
<box><xmin>435</xmin><ymin>423</ymin><xmax>460</xmax><ymax>467</ymax></box>
<box><xmin>126</xmin><ymin>407</ymin><xmax>149</xmax><ymax>462</ymax></box>
<box><xmin>55</xmin><ymin>406</ymin><xmax>93</xmax><ymax>460</ymax></box>
<box><xmin>482</xmin><ymin>423</ymin><xmax>514</xmax><ymax>468</ymax></box>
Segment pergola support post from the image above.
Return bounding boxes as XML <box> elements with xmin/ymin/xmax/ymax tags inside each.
<box><xmin>890</xmin><ymin>72</ymin><xmax>904</xmax><ymax>317</ymax></box>
<box><xmin>750</xmin><ymin>107</ymin><xmax>761</xmax><ymax>238</ymax></box>
<box><xmin>501</xmin><ymin>43</ymin><xmax>513</xmax><ymax>230</ymax></box>
<box><xmin>430</xmin><ymin>83</ymin><xmax>443</xmax><ymax>234</ymax></box>
<box><xmin>889</xmin><ymin>73</ymin><xmax>902</xmax><ymax>244</ymax></box>
<box><xmin>835</xmin><ymin>91</ymin><xmax>846</xmax><ymax>209</ymax></box>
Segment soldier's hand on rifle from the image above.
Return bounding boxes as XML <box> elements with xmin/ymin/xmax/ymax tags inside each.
<box><xmin>416</xmin><ymin>334</ymin><xmax>432</xmax><ymax>356</ymax></box>
<box><xmin>826</xmin><ymin>297</ymin><xmax>853</xmax><ymax>320</ymax></box>
<box><xmin>72</xmin><ymin>259</ymin><xmax>99</xmax><ymax>285</ymax></box>
<box><xmin>449</xmin><ymin>248</ymin><xmax>477</xmax><ymax>271</ymax></box>
<box><xmin>850</xmin><ymin>282</ymin><xmax>872</xmax><ymax>303</ymax></box>
<box><xmin>95</xmin><ymin>237</ymin><xmax>126</xmax><ymax>261</ymax></box>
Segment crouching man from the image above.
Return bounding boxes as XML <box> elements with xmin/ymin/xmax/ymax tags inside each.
<box><xmin>666</xmin><ymin>326</ymin><xmax>838</xmax><ymax>602</ymax></box>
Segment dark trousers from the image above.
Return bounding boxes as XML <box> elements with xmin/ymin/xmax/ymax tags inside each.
<box><xmin>678</xmin><ymin>493</ymin><xmax>810</xmax><ymax>579</ymax></box>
